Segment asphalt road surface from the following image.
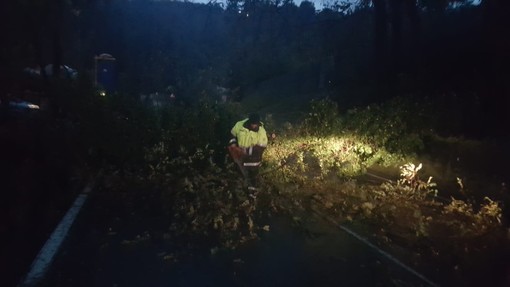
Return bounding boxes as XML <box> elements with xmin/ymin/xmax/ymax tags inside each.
<box><xmin>36</xmin><ymin>191</ymin><xmax>431</xmax><ymax>287</ymax></box>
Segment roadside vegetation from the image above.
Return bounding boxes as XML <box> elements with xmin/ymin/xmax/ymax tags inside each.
<box><xmin>60</xmin><ymin>84</ymin><xmax>506</xmax><ymax>277</ymax></box>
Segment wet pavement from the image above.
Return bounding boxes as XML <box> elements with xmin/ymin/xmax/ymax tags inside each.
<box><xmin>0</xmin><ymin>113</ymin><xmax>79</xmax><ymax>287</ymax></box>
<box><xmin>38</xmin><ymin>191</ymin><xmax>431</xmax><ymax>287</ymax></box>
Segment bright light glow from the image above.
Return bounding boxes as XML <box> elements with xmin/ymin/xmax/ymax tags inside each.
<box><xmin>99</xmin><ymin>91</ymin><xmax>106</xmax><ymax>97</ymax></box>
<box><xmin>8</xmin><ymin>101</ymin><xmax>40</xmax><ymax>110</ymax></box>
<box><xmin>329</xmin><ymin>138</ymin><xmax>344</xmax><ymax>151</ymax></box>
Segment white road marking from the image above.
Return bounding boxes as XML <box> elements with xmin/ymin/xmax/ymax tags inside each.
<box><xmin>312</xmin><ymin>207</ymin><xmax>439</xmax><ymax>287</ymax></box>
<box><xmin>20</xmin><ymin>183</ymin><xmax>92</xmax><ymax>286</ymax></box>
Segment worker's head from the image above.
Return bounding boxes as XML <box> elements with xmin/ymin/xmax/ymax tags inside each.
<box><xmin>247</xmin><ymin>113</ymin><xmax>261</xmax><ymax>129</ymax></box>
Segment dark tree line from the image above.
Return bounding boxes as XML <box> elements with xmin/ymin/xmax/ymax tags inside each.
<box><xmin>2</xmin><ymin>0</ymin><xmax>509</xmax><ymax>136</ymax></box>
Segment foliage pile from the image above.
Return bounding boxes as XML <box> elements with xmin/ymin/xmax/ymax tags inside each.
<box><xmin>104</xmin><ymin>99</ymin><xmax>293</xmax><ymax>252</ymax></box>
<box><xmin>265</xmin><ymin>145</ymin><xmax>501</xmax><ymax>246</ymax></box>
<box><xmin>54</xmin><ymin>79</ymin><xmax>286</xmax><ymax>252</ymax></box>
<box><xmin>265</xmin><ymin>97</ymin><xmax>430</xmax><ymax>181</ymax></box>
<box><xmin>262</xmin><ymin>97</ymin><xmax>503</xmax><ymax>264</ymax></box>
<box><xmin>147</xmin><ymin>144</ymin><xmax>261</xmax><ymax>250</ymax></box>
<box><xmin>95</xmin><ymin>95</ymin><xmax>503</xmax><ymax>264</ymax></box>
<box><xmin>307</xmin><ymin>163</ymin><xmax>502</xmax><ymax>241</ymax></box>
<box><xmin>264</xmin><ymin>135</ymin><xmax>401</xmax><ymax>180</ymax></box>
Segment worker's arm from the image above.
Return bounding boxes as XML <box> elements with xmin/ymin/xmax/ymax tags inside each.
<box><xmin>230</xmin><ymin>121</ymin><xmax>245</xmax><ymax>137</ymax></box>
<box><xmin>257</xmin><ymin>126</ymin><xmax>268</xmax><ymax>147</ymax></box>
<box><xmin>229</xmin><ymin>121</ymin><xmax>243</xmax><ymax>146</ymax></box>
<box><xmin>228</xmin><ymin>125</ymin><xmax>238</xmax><ymax>146</ymax></box>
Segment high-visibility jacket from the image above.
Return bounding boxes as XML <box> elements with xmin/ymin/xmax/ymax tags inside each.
<box><xmin>230</xmin><ymin>119</ymin><xmax>268</xmax><ymax>149</ymax></box>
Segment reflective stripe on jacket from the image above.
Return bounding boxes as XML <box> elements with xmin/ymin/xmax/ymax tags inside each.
<box><xmin>230</xmin><ymin>119</ymin><xmax>268</xmax><ymax>148</ymax></box>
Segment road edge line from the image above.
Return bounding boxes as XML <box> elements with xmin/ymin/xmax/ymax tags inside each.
<box><xmin>19</xmin><ymin>176</ymin><xmax>97</xmax><ymax>286</ymax></box>
<box><xmin>311</xmin><ymin>206</ymin><xmax>440</xmax><ymax>287</ymax></box>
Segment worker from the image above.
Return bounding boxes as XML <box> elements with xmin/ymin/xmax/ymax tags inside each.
<box><xmin>228</xmin><ymin>113</ymin><xmax>268</xmax><ymax>190</ymax></box>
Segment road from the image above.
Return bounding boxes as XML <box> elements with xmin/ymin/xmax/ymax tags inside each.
<box><xmin>36</xmin><ymin>190</ymin><xmax>432</xmax><ymax>287</ymax></box>
<box><xmin>0</xmin><ymin>112</ymin><xmax>78</xmax><ymax>287</ymax></box>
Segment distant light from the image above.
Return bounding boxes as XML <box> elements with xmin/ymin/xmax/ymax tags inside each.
<box><xmin>99</xmin><ymin>91</ymin><xmax>106</xmax><ymax>97</ymax></box>
<box><xmin>8</xmin><ymin>101</ymin><xmax>40</xmax><ymax>110</ymax></box>
<box><xmin>27</xmin><ymin>103</ymin><xmax>40</xmax><ymax>110</ymax></box>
